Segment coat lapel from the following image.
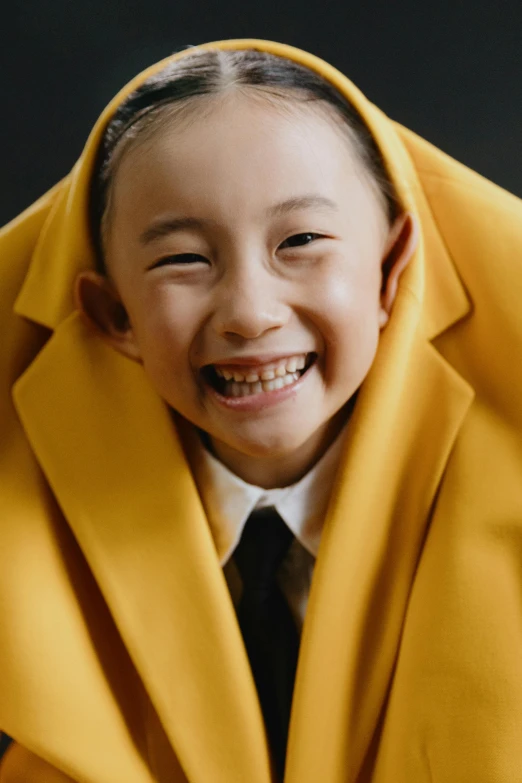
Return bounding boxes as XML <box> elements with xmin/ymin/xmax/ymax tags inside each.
<box><xmin>12</xmin><ymin>314</ymin><xmax>273</xmax><ymax>783</ymax></box>
<box><xmin>285</xmin><ymin>293</ymin><xmax>474</xmax><ymax>783</ymax></box>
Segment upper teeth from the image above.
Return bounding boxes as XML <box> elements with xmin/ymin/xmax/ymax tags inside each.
<box><xmin>214</xmin><ymin>354</ymin><xmax>308</xmax><ymax>383</ymax></box>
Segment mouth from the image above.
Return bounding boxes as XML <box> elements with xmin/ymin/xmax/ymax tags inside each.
<box><xmin>201</xmin><ymin>352</ymin><xmax>317</xmax><ymax>398</ymax></box>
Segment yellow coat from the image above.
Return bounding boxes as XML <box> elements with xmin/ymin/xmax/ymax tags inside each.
<box><xmin>2</xmin><ymin>38</ymin><xmax>522</xmax><ymax>783</ymax></box>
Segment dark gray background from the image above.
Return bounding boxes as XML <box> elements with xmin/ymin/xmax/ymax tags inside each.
<box><xmin>2</xmin><ymin>0</ymin><xmax>521</xmax><ymax>226</ymax></box>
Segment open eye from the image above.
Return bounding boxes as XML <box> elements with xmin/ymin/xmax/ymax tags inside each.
<box><xmin>279</xmin><ymin>232</ymin><xmax>324</xmax><ymax>249</ymax></box>
<box><xmin>150</xmin><ymin>253</ymin><xmax>209</xmax><ymax>269</ymax></box>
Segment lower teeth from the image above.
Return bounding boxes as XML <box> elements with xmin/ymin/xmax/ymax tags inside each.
<box><xmin>225</xmin><ymin>371</ymin><xmax>300</xmax><ymax>397</ymax></box>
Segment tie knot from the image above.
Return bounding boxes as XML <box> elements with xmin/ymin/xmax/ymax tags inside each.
<box><xmin>234</xmin><ymin>507</ymin><xmax>294</xmax><ymax>596</ymax></box>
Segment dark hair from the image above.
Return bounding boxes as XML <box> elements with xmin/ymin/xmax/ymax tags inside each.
<box><xmin>90</xmin><ymin>47</ymin><xmax>400</xmax><ymax>273</ymax></box>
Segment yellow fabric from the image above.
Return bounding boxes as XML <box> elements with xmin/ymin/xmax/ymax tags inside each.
<box><xmin>1</xmin><ymin>38</ymin><xmax>522</xmax><ymax>783</ymax></box>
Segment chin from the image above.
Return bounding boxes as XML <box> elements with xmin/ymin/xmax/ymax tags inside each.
<box><xmin>233</xmin><ymin>430</ymin><xmax>314</xmax><ymax>460</ymax></box>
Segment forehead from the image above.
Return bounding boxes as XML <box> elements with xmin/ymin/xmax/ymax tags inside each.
<box><xmin>109</xmin><ymin>91</ymin><xmax>377</xmax><ymax>226</ymax></box>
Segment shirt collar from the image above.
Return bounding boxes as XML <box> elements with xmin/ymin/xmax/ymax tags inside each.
<box><xmin>190</xmin><ymin>427</ymin><xmax>347</xmax><ymax>565</ymax></box>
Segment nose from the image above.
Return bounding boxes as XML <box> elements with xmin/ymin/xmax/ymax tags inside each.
<box><xmin>212</xmin><ymin>262</ymin><xmax>289</xmax><ymax>340</ymax></box>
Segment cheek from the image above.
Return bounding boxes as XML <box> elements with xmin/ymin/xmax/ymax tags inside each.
<box><xmin>310</xmin><ymin>258</ymin><xmax>381</xmax><ymax>377</ymax></box>
<box><xmin>287</xmin><ymin>268</ymin><xmax>377</xmax><ymax>421</ymax></box>
<box><xmin>129</xmin><ymin>289</ymin><xmax>201</xmax><ymax>380</ymax></box>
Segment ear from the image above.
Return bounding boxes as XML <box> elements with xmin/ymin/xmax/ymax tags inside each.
<box><xmin>379</xmin><ymin>211</ymin><xmax>420</xmax><ymax>328</ymax></box>
<box><xmin>74</xmin><ymin>271</ymin><xmax>142</xmax><ymax>362</ymax></box>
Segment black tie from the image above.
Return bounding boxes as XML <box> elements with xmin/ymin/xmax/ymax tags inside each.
<box><xmin>233</xmin><ymin>507</ymin><xmax>300</xmax><ymax>781</ymax></box>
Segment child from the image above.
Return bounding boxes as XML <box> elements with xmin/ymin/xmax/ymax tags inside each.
<box><xmin>1</xmin><ymin>37</ymin><xmax>522</xmax><ymax>783</ymax></box>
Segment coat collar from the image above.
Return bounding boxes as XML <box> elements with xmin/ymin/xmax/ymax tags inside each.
<box><xmin>8</xmin><ymin>37</ymin><xmax>474</xmax><ymax>783</ymax></box>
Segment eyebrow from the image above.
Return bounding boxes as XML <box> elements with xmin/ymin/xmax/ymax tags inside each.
<box><xmin>139</xmin><ymin>217</ymin><xmax>214</xmax><ymax>245</ymax></box>
<box><xmin>266</xmin><ymin>194</ymin><xmax>338</xmax><ymax>218</ymax></box>
<box><xmin>139</xmin><ymin>195</ymin><xmax>338</xmax><ymax>246</ymax></box>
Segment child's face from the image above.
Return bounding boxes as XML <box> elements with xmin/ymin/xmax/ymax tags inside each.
<box><xmin>82</xmin><ymin>92</ymin><xmax>413</xmax><ymax>485</ymax></box>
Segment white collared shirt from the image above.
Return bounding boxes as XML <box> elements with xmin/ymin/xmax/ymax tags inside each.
<box><xmin>191</xmin><ymin>428</ymin><xmax>347</xmax><ymax>633</ymax></box>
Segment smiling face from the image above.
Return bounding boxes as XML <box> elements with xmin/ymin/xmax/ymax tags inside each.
<box><xmin>78</xmin><ymin>90</ymin><xmax>416</xmax><ymax>487</ymax></box>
